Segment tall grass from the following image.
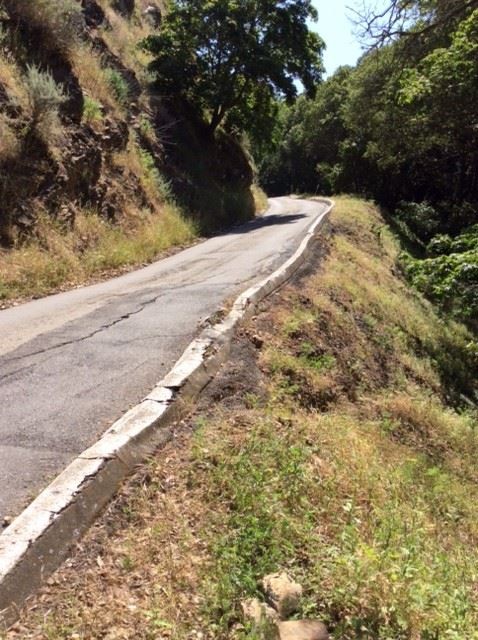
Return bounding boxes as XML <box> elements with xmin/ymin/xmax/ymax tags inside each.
<box><xmin>0</xmin><ymin>205</ymin><xmax>196</xmax><ymax>302</ymax></box>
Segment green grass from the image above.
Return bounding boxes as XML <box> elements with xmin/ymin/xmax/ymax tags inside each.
<box><xmin>82</xmin><ymin>96</ymin><xmax>103</xmax><ymax>125</ymax></box>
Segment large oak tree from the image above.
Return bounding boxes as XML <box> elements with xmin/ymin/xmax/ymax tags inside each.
<box><xmin>141</xmin><ymin>0</ymin><xmax>324</xmax><ymax>138</ymax></box>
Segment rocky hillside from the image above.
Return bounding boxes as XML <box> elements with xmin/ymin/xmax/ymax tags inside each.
<box><xmin>0</xmin><ymin>0</ymin><xmax>255</xmax><ymax>247</ymax></box>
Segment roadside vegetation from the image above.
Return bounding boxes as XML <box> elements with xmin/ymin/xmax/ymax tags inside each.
<box><xmin>0</xmin><ymin>203</ymin><xmax>196</xmax><ymax>304</ymax></box>
<box><xmin>6</xmin><ymin>197</ymin><xmax>478</xmax><ymax>640</ymax></box>
<box><xmin>260</xmin><ymin>1</ymin><xmax>478</xmax><ymax>324</ymax></box>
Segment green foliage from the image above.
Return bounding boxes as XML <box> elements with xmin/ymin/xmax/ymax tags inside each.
<box><xmin>402</xmin><ymin>242</ymin><xmax>478</xmax><ymax>321</ymax></box>
<box><xmin>141</xmin><ymin>0</ymin><xmax>324</xmax><ymax>140</ymax></box>
<box><xmin>137</xmin><ymin>146</ymin><xmax>172</xmax><ymax>201</ymax></box>
<box><xmin>259</xmin><ymin>6</ymin><xmax>478</xmax><ymax>322</ymax></box>
<box><xmin>24</xmin><ymin>64</ymin><xmax>66</xmax><ymax>141</ymax></box>
<box><xmin>137</xmin><ymin>115</ymin><xmax>155</xmax><ymax>141</ymax></box>
<box><xmin>261</xmin><ymin>7</ymin><xmax>478</xmax><ymax>208</ymax></box>
<box><xmin>82</xmin><ymin>96</ymin><xmax>103</xmax><ymax>124</ymax></box>
<box><xmin>395</xmin><ymin>202</ymin><xmax>441</xmax><ymax>243</ymax></box>
<box><xmin>105</xmin><ymin>68</ymin><xmax>130</xmax><ymax>106</ymax></box>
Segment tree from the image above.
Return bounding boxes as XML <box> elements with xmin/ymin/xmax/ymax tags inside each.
<box><xmin>259</xmin><ymin>67</ymin><xmax>354</xmax><ymax>195</ymax></box>
<box><xmin>352</xmin><ymin>0</ymin><xmax>478</xmax><ymax>48</ymax></box>
<box><xmin>141</xmin><ymin>0</ymin><xmax>324</xmax><ymax>139</ymax></box>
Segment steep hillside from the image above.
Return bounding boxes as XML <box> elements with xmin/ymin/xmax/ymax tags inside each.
<box><xmin>0</xmin><ymin>0</ymin><xmax>257</xmax><ymax>301</ymax></box>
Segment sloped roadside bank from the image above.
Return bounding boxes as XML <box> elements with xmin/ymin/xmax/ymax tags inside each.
<box><xmin>5</xmin><ymin>197</ymin><xmax>478</xmax><ymax>639</ymax></box>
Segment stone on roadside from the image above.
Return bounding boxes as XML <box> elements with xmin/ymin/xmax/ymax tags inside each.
<box><xmin>251</xmin><ymin>333</ymin><xmax>264</xmax><ymax>348</ymax></box>
<box><xmin>241</xmin><ymin>598</ymin><xmax>280</xmax><ymax>640</ymax></box>
<box><xmin>262</xmin><ymin>572</ymin><xmax>303</xmax><ymax>619</ymax></box>
<box><xmin>278</xmin><ymin>620</ymin><xmax>329</xmax><ymax>640</ymax></box>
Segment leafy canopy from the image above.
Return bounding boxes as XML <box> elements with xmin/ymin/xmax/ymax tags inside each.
<box><xmin>141</xmin><ymin>0</ymin><xmax>324</xmax><ymax>138</ymax></box>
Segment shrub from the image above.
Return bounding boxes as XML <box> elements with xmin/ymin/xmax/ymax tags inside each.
<box><xmin>105</xmin><ymin>68</ymin><xmax>130</xmax><ymax>106</ymax></box>
<box><xmin>427</xmin><ymin>234</ymin><xmax>453</xmax><ymax>256</ymax></box>
<box><xmin>137</xmin><ymin>146</ymin><xmax>172</xmax><ymax>201</ymax></box>
<box><xmin>24</xmin><ymin>64</ymin><xmax>66</xmax><ymax>142</ymax></box>
<box><xmin>401</xmin><ymin>249</ymin><xmax>478</xmax><ymax>320</ymax></box>
<box><xmin>82</xmin><ymin>96</ymin><xmax>103</xmax><ymax>124</ymax></box>
<box><xmin>396</xmin><ymin>201</ymin><xmax>441</xmax><ymax>242</ymax></box>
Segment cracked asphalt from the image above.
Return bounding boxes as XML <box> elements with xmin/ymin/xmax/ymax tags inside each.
<box><xmin>0</xmin><ymin>197</ymin><xmax>328</xmax><ymax>521</ymax></box>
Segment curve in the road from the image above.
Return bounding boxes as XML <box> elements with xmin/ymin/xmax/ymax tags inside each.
<box><xmin>0</xmin><ymin>197</ymin><xmax>328</xmax><ymax>523</ymax></box>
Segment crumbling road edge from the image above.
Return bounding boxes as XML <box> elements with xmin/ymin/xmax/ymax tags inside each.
<box><xmin>0</xmin><ymin>198</ymin><xmax>333</xmax><ymax>629</ymax></box>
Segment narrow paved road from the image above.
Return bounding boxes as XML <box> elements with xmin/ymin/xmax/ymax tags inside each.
<box><xmin>0</xmin><ymin>197</ymin><xmax>327</xmax><ymax>521</ymax></box>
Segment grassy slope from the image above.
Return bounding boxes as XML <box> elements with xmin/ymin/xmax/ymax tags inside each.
<box><xmin>0</xmin><ymin>204</ymin><xmax>197</xmax><ymax>305</ymax></box>
<box><xmin>0</xmin><ymin>0</ymin><xmax>194</xmax><ymax>305</ymax></box>
<box><xmin>5</xmin><ymin>197</ymin><xmax>478</xmax><ymax>640</ymax></box>
<box><xmin>0</xmin><ymin>183</ymin><xmax>267</xmax><ymax>306</ymax></box>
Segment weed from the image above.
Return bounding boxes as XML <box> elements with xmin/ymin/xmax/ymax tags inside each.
<box><xmin>82</xmin><ymin>96</ymin><xmax>103</xmax><ymax>125</ymax></box>
<box><xmin>299</xmin><ymin>341</ymin><xmax>336</xmax><ymax>372</ymax></box>
<box><xmin>137</xmin><ymin>114</ymin><xmax>156</xmax><ymax>141</ymax></box>
<box><xmin>105</xmin><ymin>68</ymin><xmax>130</xmax><ymax>106</ymax></box>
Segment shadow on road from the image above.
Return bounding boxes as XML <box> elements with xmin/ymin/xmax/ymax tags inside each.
<box><xmin>227</xmin><ymin>213</ymin><xmax>307</xmax><ymax>236</ymax></box>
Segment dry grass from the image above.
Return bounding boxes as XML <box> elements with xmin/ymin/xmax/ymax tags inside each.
<box><xmin>96</xmin><ymin>2</ymin><xmax>153</xmax><ymax>77</ymax></box>
<box><xmin>71</xmin><ymin>45</ymin><xmax>125</xmax><ymax>118</ymax></box>
<box><xmin>113</xmin><ymin>138</ymin><xmax>170</xmax><ymax>205</ymax></box>
<box><xmin>0</xmin><ymin>57</ymin><xmax>28</xmax><ymax>111</ymax></box>
<box><xmin>0</xmin><ymin>114</ymin><xmax>19</xmax><ymax>161</ymax></box>
<box><xmin>5</xmin><ymin>0</ymin><xmax>82</xmax><ymax>57</ymax></box>
<box><xmin>4</xmin><ymin>197</ymin><xmax>478</xmax><ymax>640</ymax></box>
<box><xmin>0</xmin><ymin>204</ymin><xmax>196</xmax><ymax>303</ymax></box>
<box><xmin>252</xmin><ymin>185</ymin><xmax>269</xmax><ymax>214</ymax></box>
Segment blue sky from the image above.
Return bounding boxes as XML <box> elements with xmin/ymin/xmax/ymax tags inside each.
<box><xmin>311</xmin><ymin>0</ymin><xmax>364</xmax><ymax>76</ymax></box>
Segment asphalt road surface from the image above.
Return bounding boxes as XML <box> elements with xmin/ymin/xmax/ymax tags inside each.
<box><xmin>0</xmin><ymin>197</ymin><xmax>328</xmax><ymax>522</ymax></box>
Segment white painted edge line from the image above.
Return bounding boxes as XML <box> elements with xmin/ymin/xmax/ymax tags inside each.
<box><xmin>0</xmin><ymin>197</ymin><xmax>334</xmax><ymax>628</ymax></box>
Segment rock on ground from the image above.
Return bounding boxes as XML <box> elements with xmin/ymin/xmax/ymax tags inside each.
<box><xmin>262</xmin><ymin>572</ymin><xmax>303</xmax><ymax>619</ymax></box>
<box><xmin>278</xmin><ymin>620</ymin><xmax>329</xmax><ymax>640</ymax></box>
<box><xmin>241</xmin><ymin>598</ymin><xmax>280</xmax><ymax>640</ymax></box>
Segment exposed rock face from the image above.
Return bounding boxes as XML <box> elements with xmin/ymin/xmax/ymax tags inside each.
<box><xmin>262</xmin><ymin>572</ymin><xmax>303</xmax><ymax>619</ymax></box>
<box><xmin>0</xmin><ymin>0</ymin><xmax>256</xmax><ymax>243</ymax></box>
<box><xmin>81</xmin><ymin>0</ymin><xmax>106</xmax><ymax>28</ymax></box>
<box><xmin>112</xmin><ymin>0</ymin><xmax>135</xmax><ymax>17</ymax></box>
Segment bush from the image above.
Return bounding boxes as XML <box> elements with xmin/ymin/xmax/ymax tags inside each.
<box><xmin>105</xmin><ymin>69</ymin><xmax>130</xmax><ymax>106</ymax></box>
<box><xmin>426</xmin><ymin>234</ymin><xmax>453</xmax><ymax>256</ymax></box>
<box><xmin>24</xmin><ymin>64</ymin><xmax>66</xmax><ymax>142</ymax></box>
<box><xmin>137</xmin><ymin>146</ymin><xmax>172</xmax><ymax>201</ymax></box>
<box><xmin>401</xmin><ymin>249</ymin><xmax>478</xmax><ymax>321</ymax></box>
<box><xmin>82</xmin><ymin>96</ymin><xmax>103</xmax><ymax>124</ymax></box>
<box><xmin>396</xmin><ymin>201</ymin><xmax>441</xmax><ymax>242</ymax></box>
